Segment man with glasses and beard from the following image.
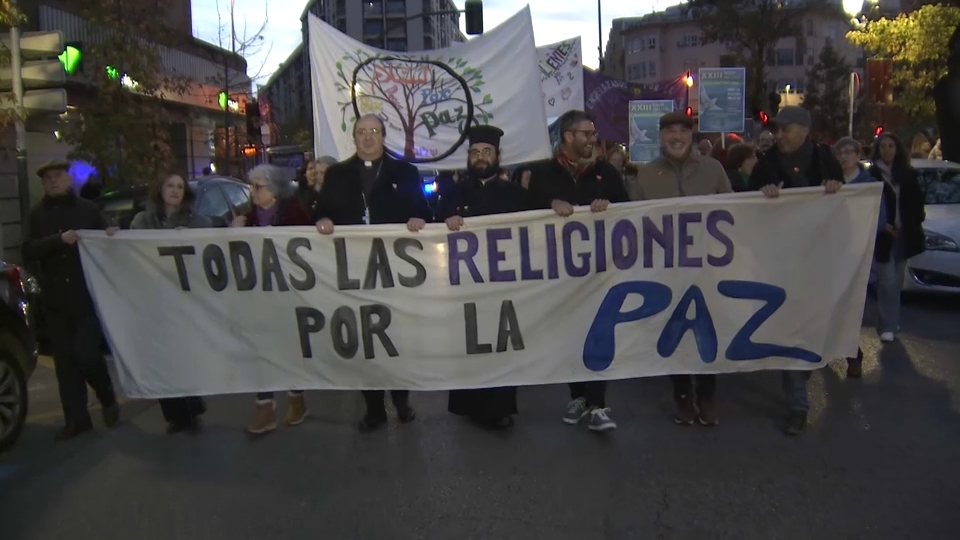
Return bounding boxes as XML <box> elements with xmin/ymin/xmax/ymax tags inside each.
<box><xmin>316</xmin><ymin>113</ymin><xmax>433</xmax><ymax>434</ymax></box>
<box><xmin>526</xmin><ymin>109</ymin><xmax>629</xmax><ymax>433</ymax></box>
<box><xmin>440</xmin><ymin>125</ymin><xmax>531</xmax><ymax>429</ymax></box>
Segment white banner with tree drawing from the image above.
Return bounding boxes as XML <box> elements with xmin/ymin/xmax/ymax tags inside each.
<box><xmin>536</xmin><ymin>36</ymin><xmax>585</xmax><ymax>121</ymax></box>
<box><xmin>307</xmin><ymin>6</ymin><xmax>552</xmax><ymax>170</ymax></box>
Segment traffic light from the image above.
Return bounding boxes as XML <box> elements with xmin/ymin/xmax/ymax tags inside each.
<box><xmin>767</xmin><ymin>91</ymin><xmax>781</xmax><ymax>113</ymax></box>
<box><xmin>246</xmin><ymin>98</ymin><xmax>260</xmax><ymax>139</ymax></box>
<box><xmin>685</xmin><ymin>107</ymin><xmax>692</xmax><ymax>117</ymax></box>
<box><xmin>758</xmin><ymin>110</ymin><xmax>769</xmax><ymax>125</ymax></box>
<box><xmin>59</xmin><ymin>42</ymin><xmax>83</xmax><ymax>75</ymax></box>
<box><xmin>0</xmin><ymin>30</ymin><xmax>67</xmax><ymax>115</ymax></box>
<box><xmin>874</xmin><ymin>125</ymin><xmax>884</xmax><ymax>137</ymax></box>
<box><xmin>465</xmin><ymin>0</ymin><xmax>483</xmax><ymax>35</ymax></box>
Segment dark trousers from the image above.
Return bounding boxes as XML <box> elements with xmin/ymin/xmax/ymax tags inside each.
<box><xmin>362</xmin><ymin>390</ymin><xmax>410</xmax><ymax>421</ymax></box>
<box><xmin>671</xmin><ymin>374</ymin><xmax>716</xmax><ymax>402</ymax></box>
<box><xmin>47</xmin><ymin>311</ymin><xmax>116</xmax><ymax>424</ymax></box>
<box><xmin>159</xmin><ymin>397</ymin><xmax>206</xmax><ymax>426</ymax></box>
<box><xmin>569</xmin><ymin>381</ymin><xmax>606</xmax><ymax>408</ymax></box>
<box><xmin>256</xmin><ymin>390</ymin><xmax>303</xmax><ymax>401</ymax></box>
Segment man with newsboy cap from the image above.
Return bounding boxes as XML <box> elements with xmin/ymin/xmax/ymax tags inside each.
<box><xmin>439</xmin><ymin>124</ymin><xmax>532</xmax><ymax>429</ymax></box>
<box><xmin>748</xmin><ymin>105</ymin><xmax>845</xmax><ymax>436</ymax></box>
<box><xmin>21</xmin><ymin>160</ymin><xmax>121</xmax><ymax>441</ymax></box>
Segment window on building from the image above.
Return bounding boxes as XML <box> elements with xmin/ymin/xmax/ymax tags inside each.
<box><xmin>795</xmin><ymin>47</ymin><xmax>804</xmax><ymax>66</ymax></box>
<box><xmin>386</xmin><ymin>0</ymin><xmax>405</xmax><ymax>15</ymax></box>
<box><xmin>680</xmin><ymin>34</ymin><xmax>699</xmax><ymax>47</ymax></box>
<box><xmin>336</xmin><ymin>0</ymin><xmax>345</xmax><ymax>15</ymax></box>
<box><xmin>425</xmin><ymin>35</ymin><xmax>434</xmax><ymax>49</ymax></box>
<box><xmin>364</xmin><ymin>20</ymin><xmax>384</xmax><ymax>36</ymax></box>
<box><xmin>648</xmin><ymin>60</ymin><xmax>657</xmax><ymax>78</ymax></box>
<box><xmin>647</xmin><ymin>36</ymin><xmax>657</xmax><ymax>50</ymax></box>
<box><xmin>336</xmin><ymin>18</ymin><xmax>346</xmax><ymax>32</ymax></box>
<box><xmin>364</xmin><ymin>1</ymin><xmax>383</xmax><ymax>16</ymax></box>
<box><xmin>806</xmin><ymin>19</ymin><xmax>814</xmax><ymax>37</ymax></box>
<box><xmin>364</xmin><ymin>37</ymin><xmax>384</xmax><ymax>48</ymax></box>
<box><xmin>386</xmin><ymin>39</ymin><xmax>406</xmax><ymax>51</ymax></box>
<box><xmin>776</xmin><ymin>48</ymin><xmax>794</xmax><ymax>66</ymax></box>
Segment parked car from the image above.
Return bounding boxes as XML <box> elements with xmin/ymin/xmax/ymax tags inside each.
<box><xmin>904</xmin><ymin>159</ymin><xmax>960</xmax><ymax>294</ymax></box>
<box><xmin>0</xmin><ymin>261</ymin><xmax>39</xmax><ymax>452</ymax></box>
<box><xmin>97</xmin><ymin>175</ymin><xmax>251</xmax><ymax>229</ymax></box>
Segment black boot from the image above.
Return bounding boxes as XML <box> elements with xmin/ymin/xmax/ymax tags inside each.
<box><xmin>55</xmin><ymin>417</ymin><xmax>94</xmax><ymax>441</ymax></box>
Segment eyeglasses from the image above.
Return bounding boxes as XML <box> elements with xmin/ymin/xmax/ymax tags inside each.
<box><xmin>251</xmin><ymin>183</ymin><xmax>269</xmax><ymax>191</ymax></box>
<box><xmin>355</xmin><ymin>128</ymin><xmax>382</xmax><ymax>136</ymax></box>
<box><xmin>468</xmin><ymin>148</ymin><xmax>495</xmax><ymax>158</ymax></box>
<box><xmin>572</xmin><ymin>130</ymin><xmax>598</xmax><ymax>139</ymax></box>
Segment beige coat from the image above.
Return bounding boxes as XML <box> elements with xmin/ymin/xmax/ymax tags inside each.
<box><xmin>626</xmin><ymin>152</ymin><xmax>733</xmax><ymax>201</ymax></box>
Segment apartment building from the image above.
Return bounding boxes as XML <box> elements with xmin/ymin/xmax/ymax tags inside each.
<box><xmin>260</xmin><ymin>0</ymin><xmax>466</xmax><ymax>146</ymax></box>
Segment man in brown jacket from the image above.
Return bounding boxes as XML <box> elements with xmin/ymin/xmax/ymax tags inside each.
<box><xmin>629</xmin><ymin>111</ymin><xmax>733</xmax><ymax>427</ymax></box>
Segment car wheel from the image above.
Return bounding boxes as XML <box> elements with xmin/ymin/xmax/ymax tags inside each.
<box><xmin>0</xmin><ymin>331</ymin><xmax>29</xmax><ymax>453</ymax></box>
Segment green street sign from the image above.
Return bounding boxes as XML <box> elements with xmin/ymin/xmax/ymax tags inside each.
<box><xmin>58</xmin><ymin>45</ymin><xmax>81</xmax><ymax>75</ymax></box>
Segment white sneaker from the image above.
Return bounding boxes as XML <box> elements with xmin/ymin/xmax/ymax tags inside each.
<box><xmin>880</xmin><ymin>332</ymin><xmax>895</xmax><ymax>343</ymax></box>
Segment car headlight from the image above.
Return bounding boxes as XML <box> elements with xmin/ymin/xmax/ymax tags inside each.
<box><xmin>924</xmin><ymin>230</ymin><xmax>959</xmax><ymax>252</ymax></box>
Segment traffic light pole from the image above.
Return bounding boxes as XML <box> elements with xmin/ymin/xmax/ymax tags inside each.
<box><xmin>10</xmin><ymin>0</ymin><xmax>30</xmax><ymax>228</ymax></box>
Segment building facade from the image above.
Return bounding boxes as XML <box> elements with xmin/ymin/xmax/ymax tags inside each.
<box><xmin>0</xmin><ymin>0</ymin><xmax>250</xmax><ymax>262</ymax></box>
<box><xmin>260</xmin><ymin>0</ymin><xmax>466</xmax><ymax>148</ymax></box>
<box><xmin>606</xmin><ymin>1</ymin><xmax>904</xmax><ymax>112</ymax></box>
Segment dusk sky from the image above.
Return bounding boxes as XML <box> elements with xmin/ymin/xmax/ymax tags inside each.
<box><xmin>191</xmin><ymin>0</ymin><xmax>660</xmax><ymax>85</ymax></box>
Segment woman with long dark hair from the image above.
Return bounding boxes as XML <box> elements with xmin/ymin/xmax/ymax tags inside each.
<box><xmin>129</xmin><ymin>173</ymin><xmax>213</xmax><ymax>433</ymax></box>
<box><xmin>869</xmin><ymin>133</ymin><xmax>926</xmax><ymax>343</ymax></box>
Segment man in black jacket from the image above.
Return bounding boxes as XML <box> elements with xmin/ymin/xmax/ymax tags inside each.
<box><xmin>21</xmin><ymin>160</ymin><xmax>120</xmax><ymax>441</ymax></box>
<box><xmin>748</xmin><ymin>106</ymin><xmax>845</xmax><ymax>437</ymax></box>
<box><xmin>526</xmin><ymin>109</ymin><xmax>629</xmax><ymax>433</ymax></box>
<box><xmin>316</xmin><ymin>114</ymin><xmax>432</xmax><ymax>433</ymax></box>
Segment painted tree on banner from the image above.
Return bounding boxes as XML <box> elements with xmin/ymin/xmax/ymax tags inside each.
<box><xmin>334</xmin><ymin>50</ymin><xmax>495</xmax><ymax>160</ymax></box>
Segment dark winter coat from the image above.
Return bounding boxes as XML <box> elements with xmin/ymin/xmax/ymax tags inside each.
<box><xmin>869</xmin><ymin>164</ymin><xmax>926</xmax><ymax>263</ymax></box>
<box><xmin>526</xmin><ymin>157</ymin><xmax>629</xmax><ymax>209</ymax></box>
<box><xmin>243</xmin><ymin>197</ymin><xmax>314</xmax><ymax>227</ymax></box>
<box><xmin>130</xmin><ymin>204</ymin><xmax>214</xmax><ymax>230</ymax></box>
<box><xmin>437</xmin><ymin>175</ymin><xmax>533</xmax><ymax>221</ymax></box>
<box><xmin>748</xmin><ymin>141</ymin><xmax>844</xmax><ymax>191</ymax></box>
<box><xmin>317</xmin><ymin>154</ymin><xmax>432</xmax><ymax>225</ymax></box>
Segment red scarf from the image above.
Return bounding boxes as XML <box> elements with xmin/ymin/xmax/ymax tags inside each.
<box><xmin>555</xmin><ymin>148</ymin><xmax>586</xmax><ymax>179</ymax></box>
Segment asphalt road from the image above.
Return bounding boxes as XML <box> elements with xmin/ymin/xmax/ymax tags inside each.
<box><xmin>1</xmin><ymin>297</ymin><xmax>959</xmax><ymax>540</ymax></box>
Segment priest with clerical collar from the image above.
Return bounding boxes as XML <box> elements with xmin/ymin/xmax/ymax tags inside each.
<box><xmin>440</xmin><ymin>124</ymin><xmax>532</xmax><ymax>430</ymax></box>
<box><xmin>315</xmin><ymin>113</ymin><xmax>433</xmax><ymax>433</ymax></box>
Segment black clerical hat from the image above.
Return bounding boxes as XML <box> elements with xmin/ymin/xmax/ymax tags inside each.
<box><xmin>467</xmin><ymin>125</ymin><xmax>504</xmax><ymax>149</ymax></box>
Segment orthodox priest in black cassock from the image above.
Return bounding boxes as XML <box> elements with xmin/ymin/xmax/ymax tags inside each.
<box><xmin>441</xmin><ymin>125</ymin><xmax>531</xmax><ymax>429</ymax></box>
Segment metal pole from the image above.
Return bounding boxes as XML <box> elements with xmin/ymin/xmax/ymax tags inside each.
<box><xmin>847</xmin><ymin>71</ymin><xmax>855</xmax><ymax>138</ymax></box>
<box><xmin>11</xmin><ymin>0</ymin><xmax>30</xmax><ymax>228</ymax></box>
<box><xmin>225</xmin><ymin>0</ymin><xmax>236</xmax><ymax>176</ymax></box>
<box><xmin>597</xmin><ymin>0</ymin><xmax>603</xmax><ymax>69</ymax></box>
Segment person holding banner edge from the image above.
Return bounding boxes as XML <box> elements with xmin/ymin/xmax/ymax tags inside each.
<box><xmin>748</xmin><ymin>106</ymin><xmax>845</xmax><ymax>436</ymax></box>
<box><xmin>440</xmin><ymin>124</ymin><xmax>532</xmax><ymax>429</ymax></box>
<box><xmin>315</xmin><ymin>113</ymin><xmax>433</xmax><ymax>434</ymax></box>
<box><xmin>630</xmin><ymin>110</ymin><xmax>733</xmax><ymax>427</ymax></box>
<box><xmin>233</xmin><ymin>164</ymin><xmax>316</xmax><ymax>435</ymax></box>
<box><xmin>526</xmin><ymin>109</ymin><xmax>629</xmax><ymax>433</ymax></box>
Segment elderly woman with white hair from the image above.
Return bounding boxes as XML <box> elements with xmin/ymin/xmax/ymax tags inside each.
<box><xmin>231</xmin><ymin>164</ymin><xmax>315</xmax><ymax>435</ymax></box>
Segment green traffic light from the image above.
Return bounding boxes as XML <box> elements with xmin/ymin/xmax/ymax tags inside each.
<box><xmin>106</xmin><ymin>66</ymin><xmax>119</xmax><ymax>80</ymax></box>
<box><xmin>218</xmin><ymin>91</ymin><xmax>228</xmax><ymax>109</ymax></box>
<box><xmin>58</xmin><ymin>45</ymin><xmax>81</xmax><ymax>75</ymax></box>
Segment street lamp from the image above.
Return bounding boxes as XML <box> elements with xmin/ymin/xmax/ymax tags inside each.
<box><xmin>684</xmin><ymin>71</ymin><xmax>694</xmax><ymax>110</ymax></box>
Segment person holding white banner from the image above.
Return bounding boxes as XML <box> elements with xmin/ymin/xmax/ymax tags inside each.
<box><xmin>233</xmin><ymin>164</ymin><xmax>317</xmax><ymax>435</ymax></box>
<box><xmin>527</xmin><ymin>109</ymin><xmax>629</xmax><ymax>433</ymax></box>
<box><xmin>631</xmin><ymin>111</ymin><xmax>733</xmax><ymax>427</ymax></box>
<box><xmin>316</xmin><ymin>114</ymin><xmax>433</xmax><ymax>434</ymax></box>
<box><xmin>440</xmin><ymin>124</ymin><xmax>533</xmax><ymax>430</ymax></box>
<box><xmin>749</xmin><ymin>106</ymin><xmax>846</xmax><ymax>436</ymax></box>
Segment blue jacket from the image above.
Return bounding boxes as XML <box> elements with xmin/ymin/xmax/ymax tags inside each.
<box><xmin>848</xmin><ymin>164</ymin><xmax>885</xmax><ymax>234</ymax></box>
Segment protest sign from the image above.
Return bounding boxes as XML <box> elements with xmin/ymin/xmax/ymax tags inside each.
<box><xmin>629</xmin><ymin>100</ymin><xmax>674</xmax><ymax>162</ymax></box>
<box><xmin>536</xmin><ymin>37</ymin><xmax>585</xmax><ymax>121</ymax></box>
<box><xmin>698</xmin><ymin>67</ymin><xmax>747</xmax><ymax>133</ymax></box>
<box><xmin>79</xmin><ymin>186</ymin><xmax>881</xmax><ymax>397</ymax></box>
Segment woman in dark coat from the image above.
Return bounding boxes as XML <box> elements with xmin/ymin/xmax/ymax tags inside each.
<box><xmin>130</xmin><ymin>173</ymin><xmax>213</xmax><ymax>434</ymax></box>
<box><xmin>232</xmin><ymin>164</ymin><xmax>316</xmax><ymax>435</ymax></box>
<box><xmin>869</xmin><ymin>133</ymin><xmax>926</xmax><ymax>343</ymax></box>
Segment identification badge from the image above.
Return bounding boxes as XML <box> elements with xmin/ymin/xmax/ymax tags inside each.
<box><xmin>362</xmin><ymin>207</ymin><xmax>370</xmax><ymax>225</ymax></box>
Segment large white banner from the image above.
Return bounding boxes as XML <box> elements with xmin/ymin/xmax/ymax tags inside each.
<box><xmin>308</xmin><ymin>6</ymin><xmax>551</xmax><ymax>170</ymax></box>
<box><xmin>79</xmin><ymin>186</ymin><xmax>881</xmax><ymax>398</ymax></box>
<box><xmin>536</xmin><ymin>37</ymin><xmax>585</xmax><ymax>121</ymax></box>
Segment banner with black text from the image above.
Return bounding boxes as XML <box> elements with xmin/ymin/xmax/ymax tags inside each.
<box><xmin>78</xmin><ymin>185</ymin><xmax>881</xmax><ymax>398</ymax></box>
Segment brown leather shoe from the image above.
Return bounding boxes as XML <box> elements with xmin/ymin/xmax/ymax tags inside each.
<box><xmin>285</xmin><ymin>394</ymin><xmax>308</xmax><ymax>426</ymax></box>
<box><xmin>247</xmin><ymin>401</ymin><xmax>277</xmax><ymax>434</ymax></box>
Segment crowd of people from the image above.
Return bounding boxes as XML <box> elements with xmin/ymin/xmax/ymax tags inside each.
<box><xmin>21</xmin><ymin>105</ymin><xmax>925</xmax><ymax>443</ymax></box>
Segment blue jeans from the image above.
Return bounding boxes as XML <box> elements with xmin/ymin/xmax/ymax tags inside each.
<box><xmin>781</xmin><ymin>370</ymin><xmax>812</xmax><ymax>412</ymax></box>
<box><xmin>876</xmin><ymin>258</ymin><xmax>906</xmax><ymax>334</ymax></box>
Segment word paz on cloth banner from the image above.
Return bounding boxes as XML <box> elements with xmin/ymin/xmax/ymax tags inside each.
<box><xmin>307</xmin><ymin>6</ymin><xmax>551</xmax><ymax>170</ymax></box>
<box><xmin>536</xmin><ymin>37</ymin><xmax>585</xmax><ymax>119</ymax></box>
<box><xmin>78</xmin><ymin>186</ymin><xmax>882</xmax><ymax>398</ymax></box>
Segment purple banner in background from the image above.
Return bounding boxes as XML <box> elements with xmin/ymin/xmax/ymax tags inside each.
<box><xmin>583</xmin><ymin>69</ymin><xmax>688</xmax><ymax>144</ymax></box>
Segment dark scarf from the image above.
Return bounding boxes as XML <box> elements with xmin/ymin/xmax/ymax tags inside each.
<box><xmin>555</xmin><ymin>147</ymin><xmax>587</xmax><ymax>178</ymax></box>
<box><xmin>778</xmin><ymin>138</ymin><xmax>816</xmax><ymax>187</ymax></box>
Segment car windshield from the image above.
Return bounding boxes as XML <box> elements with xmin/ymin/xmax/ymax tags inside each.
<box><xmin>918</xmin><ymin>168</ymin><xmax>960</xmax><ymax>204</ymax></box>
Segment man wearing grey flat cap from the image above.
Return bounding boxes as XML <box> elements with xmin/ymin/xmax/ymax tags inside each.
<box><xmin>748</xmin><ymin>105</ymin><xmax>845</xmax><ymax>437</ymax></box>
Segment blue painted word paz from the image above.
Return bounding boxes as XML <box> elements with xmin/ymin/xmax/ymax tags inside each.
<box><xmin>582</xmin><ymin>280</ymin><xmax>822</xmax><ymax>371</ymax></box>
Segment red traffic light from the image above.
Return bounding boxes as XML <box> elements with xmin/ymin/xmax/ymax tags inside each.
<box><xmin>685</xmin><ymin>107</ymin><xmax>693</xmax><ymax>117</ymax></box>
<box><xmin>758</xmin><ymin>110</ymin><xmax>768</xmax><ymax>123</ymax></box>
<box><xmin>874</xmin><ymin>125</ymin><xmax>884</xmax><ymax>136</ymax></box>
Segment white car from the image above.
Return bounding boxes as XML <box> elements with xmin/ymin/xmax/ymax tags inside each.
<box><xmin>904</xmin><ymin>159</ymin><xmax>960</xmax><ymax>294</ymax></box>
